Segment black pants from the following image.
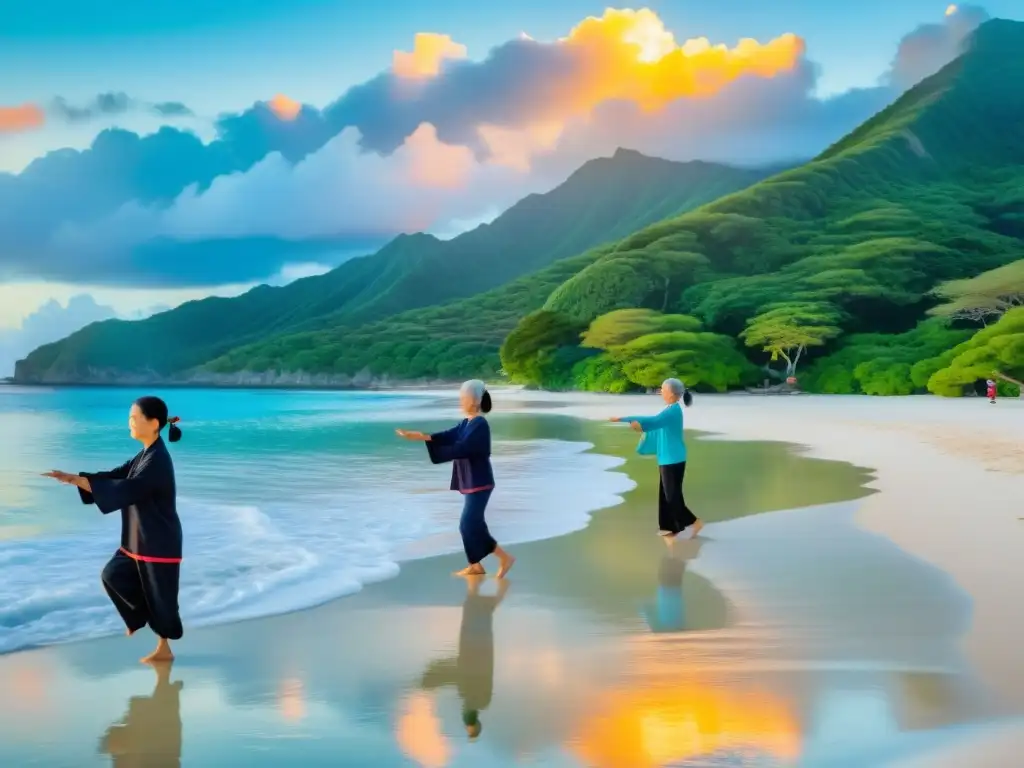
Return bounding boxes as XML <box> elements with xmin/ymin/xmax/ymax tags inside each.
<box><xmin>658</xmin><ymin>461</ymin><xmax>697</xmax><ymax>534</ymax></box>
<box><xmin>459</xmin><ymin>489</ymin><xmax>497</xmax><ymax>565</ymax></box>
<box><xmin>101</xmin><ymin>551</ymin><xmax>184</xmax><ymax>640</ymax></box>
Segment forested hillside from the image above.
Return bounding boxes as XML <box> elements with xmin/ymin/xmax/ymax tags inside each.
<box><xmin>16</xmin><ymin>20</ymin><xmax>1024</xmax><ymax>397</ymax></box>
<box><xmin>15</xmin><ymin>151</ymin><xmax>769</xmax><ymax>383</ymax></box>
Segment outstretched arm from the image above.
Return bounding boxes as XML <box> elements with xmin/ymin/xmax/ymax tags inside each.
<box><xmin>426</xmin><ymin>420</ymin><xmax>488</xmax><ymax>464</ymax></box>
<box><xmin>420</xmin><ymin>658</ymin><xmax>459</xmax><ymax>690</ymax></box>
<box><xmin>615</xmin><ymin>406</ymin><xmax>673</xmax><ymax>433</ymax></box>
<box><xmin>80</xmin><ymin>453</ymin><xmax>168</xmax><ymax>514</ymax></box>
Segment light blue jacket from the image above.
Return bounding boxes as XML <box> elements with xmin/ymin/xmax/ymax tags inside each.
<box><xmin>625</xmin><ymin>402</ymin><xmax>687</xmax><ymax>466</ymax></box>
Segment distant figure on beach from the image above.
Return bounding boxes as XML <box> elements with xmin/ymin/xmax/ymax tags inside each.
<box><xmin>421</xmin><ymin>576</ymin><xmax>509</xmax><ymax>740</ymax></box>
<box><xmin>611</xmin><ymin>378</ymin><xmax>704</xmax><ymax>539</ymax></box>
<box><xmin>43</xmin><ymin>396</ymin><xmax>184</xmax><ymax>664</ymax></box>
<box><xmin>99</xmin><ymin>661</ymin><xmax>183</xmax><ymax>766</ymax></box>
<box><xmin>397</xmin><ymin>380</ymin><xmax>515</xmax><ymax>578</ymax></box>
<box><xmin>986</xmin><ymin>379</ymin><xmax>997</xmax><ymax>404</ymax></box>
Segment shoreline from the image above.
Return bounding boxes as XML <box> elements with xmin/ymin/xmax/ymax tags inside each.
<box><xmin>0</xmin><ymin>391</ymin><xmax>1020</xmax><ymax>765</ymax></box>
<box><xmin>513</xmin><ymin>391</ymin><xmax>1024</xmax><ymax>764</ymax></box>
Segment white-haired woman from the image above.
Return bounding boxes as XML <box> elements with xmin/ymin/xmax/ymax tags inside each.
<box><xmin>611</xmin><ymin>378</ymin><xmax>703</xmax><ymax>539</ymax></box>
<box><xmin>397</xmin><ymin>380</ymin><xmax>516</xmax><ymax>578</ymax></box>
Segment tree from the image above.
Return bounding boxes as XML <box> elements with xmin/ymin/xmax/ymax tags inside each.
<box><xmin>926</xmin><ymin>307</ymin><xmax>1024</xmax><ymax>396</ymax></box>
<box><xmin>580</xmin><ymin>309</ymin><xmax>702</xmax><ymax>350</ymax></box>
<box><xmin>740</xmin><ymin>302</ymin><xmax>842</xmax><ymax>378</ymax></box>
<box><xmin>928</xmin><ymin>259</ymin><xmax>1024</xmax><ymax>326</ymax></box>
<box><xmin>615</xmin><ymin>331</ymin><xmax>758</xmax><ymax>392</ymax></box>
<box><xmin>499</xmin><ymin>310</ymin><xmax>587</xmax><ymax>388</ymax></box>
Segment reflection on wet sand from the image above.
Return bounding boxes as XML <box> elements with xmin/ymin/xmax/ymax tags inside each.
<box><xmin>398</xmin><ymin>576</ymin><xmax>509</xmax><ymax>764</ymax></box>
<box><xmin>1</xmin><ymin>418</ymin><xmax>1001</xmax><ymax>767</ymax></box>
<box><xmin>570</xmin><ymin>676</ymin><xmax>801</xmax><ymax>767</ymax></box>
<box><xmin>99</xmin><ymin>662</ymin><xmax>182</xmax><ymax>767</ymax></box>
<box><xmin>642</xmin><ymin>539</ymin><xmax>705</xmax><ymax>633</ymax></box>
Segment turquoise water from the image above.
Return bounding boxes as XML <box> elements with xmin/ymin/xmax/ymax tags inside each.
<box><xmin>0</xmin><ymin>385</ymin><xmax>632</xmax><ymax>653</ymax></box>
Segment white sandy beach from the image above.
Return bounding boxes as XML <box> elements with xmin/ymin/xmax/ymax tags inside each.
<box><xmin>1</xmin><ymin>388</ymin><xmax>1022</xmax><ymax>767</ymax></box>
<box><xmin>501</xmin><ymin>390</ymin><xmax>1024</xmax><ymax>765</ymax></box>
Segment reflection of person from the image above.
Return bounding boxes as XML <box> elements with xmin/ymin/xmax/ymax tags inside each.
<box><xmin>99</xmin><ymin>661</ymin><xmax>183</xmax><ymax>767</ymax></box>
<box><xmin>421</xmin><ymin>576</ymin><xmax>509</xmax><ymax>740</ymax></box>
<box><xmin>611</xmin><ymin>378</ymin><xmax>704</xmax><ymax>539</ymax></box>
<box><xmin>642</xmin><ymin>539</ymin><xmax>704</xmax><ymax>633</ymax></box>
<box><xmin>397</xmin><ymin>380</ymin><xmax>515</xmax><ymax>578</ymax></box>
<box><xmin>43</xmin><ymin>396</ymin><xmax>184</xmax><ymax>664</ymax></box>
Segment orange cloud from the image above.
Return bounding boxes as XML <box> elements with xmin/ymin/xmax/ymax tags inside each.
<box><xmin>268</xmin><ymin>94</ymin><xmax>301</xmax><ymax>121</ymax></box>
<box><xmin>402</xmin><ymin>122</ymin><xmax>476</xmax><ymax>188</ymax></box>
<box><xmin>0</xmin><ymin>103</ymin><xmax>45</xmax><ymax>133</ymax></box>
<box><xmin>555</xmin><ymin>8</ymin><xmax>805</xmax><ymax>113</ymax></box>
<box><xmin>393</xmin><ymin>33</ymin><xmax>468</xmax><ymax>79</ymax></box>
<box><xmin>477</xmin><ymin>121</ymin><xmax>564</xmax><ymax>172</ymax></box>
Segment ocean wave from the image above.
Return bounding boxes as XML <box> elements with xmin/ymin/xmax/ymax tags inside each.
<box><xmin>0</xmin><ymin>438</ymin><xmax>632</xmax><ymax>654</ymax></box>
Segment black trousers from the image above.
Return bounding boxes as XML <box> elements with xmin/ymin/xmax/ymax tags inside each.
<box><xmin>101</xmin><ymin>550</ymin><xmax>184</xmax><ymax>640</ymax></box>
<box><xmin>658</xmin><ymin>461</ymin><xmax>697</xmax><ymax>534</ymax></box>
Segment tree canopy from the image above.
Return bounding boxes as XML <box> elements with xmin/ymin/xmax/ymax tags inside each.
<box><xmin>928</xmin><ymin>258</ymin><xmax>1024</xmax><ymax>325</ymax></box>
<box><xmin>740</xmin><ymin>302</ymin><xmax>843</xmax><ymax>377</ymax></box>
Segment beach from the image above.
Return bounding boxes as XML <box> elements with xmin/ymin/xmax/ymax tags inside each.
<box><xmin>0</xmin><ymin>390</ymin><xmax>1022</xmax><ymax>766</ymax></box>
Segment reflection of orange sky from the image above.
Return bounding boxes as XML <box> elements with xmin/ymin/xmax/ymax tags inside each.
<box><xmin>278</xmin><ymin>677</ymin><xmax>306</xmax><ymax>722</ymax></box>
<box><xmin>0</xmin><ymin>661</ymin><xmax>52</xmax><ymax>728</ymax></box>
<box><xmin>570</xmin><ymin>679</ymin><xmax>801</xmax><ymax>767</ymax></box>
<box><xmin>396</xmin><ymin>692</ymin><xmax>450</xmax><ymax>768</ymax></box>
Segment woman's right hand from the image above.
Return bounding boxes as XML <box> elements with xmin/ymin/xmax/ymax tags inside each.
<box><xmin>396</xmin><ymin>429</ymin><xmax>428</xmax><ymax>441</ymax></box>
<box><xmin>608</xmin><ymin>417</ymin><xmax>621</xmax><ymax>423</ymax></box>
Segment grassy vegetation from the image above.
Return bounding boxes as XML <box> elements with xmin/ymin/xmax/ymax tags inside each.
<box><xmin>15</xmin><ymin>20</ymin><xmax>1024</xmax><ymax>398</ymax></box>
<box><xmin>15</xmin><ymin>151</ymin><xmax>768</xmax><ymax>382</ymax></box>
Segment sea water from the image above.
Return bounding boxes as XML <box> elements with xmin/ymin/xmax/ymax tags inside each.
<box><xmin>0</xmin><ymin>385</ymin><xmax>633</xmax><ymax>653</ymax></box>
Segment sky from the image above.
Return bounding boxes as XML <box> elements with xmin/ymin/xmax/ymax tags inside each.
<box><xmin>1</xmin><ymin>0</ymin><xmax>1021</xmax><ymax>374</ymax></box>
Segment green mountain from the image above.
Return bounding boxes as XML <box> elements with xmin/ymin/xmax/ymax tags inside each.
<box><xmin>15</xmin><ymin>150</ymin><xmax>770</xmax><ymax>383</ymax></box>
<box><xmin>198</xmin><ymin>18</ymin><xmax>1024</xmax><ymax>395</ymax></box>
<box><xmin>19</xmin><ymin>19</ymin><xmax>1024</xmax><ymax>396</ymax></box>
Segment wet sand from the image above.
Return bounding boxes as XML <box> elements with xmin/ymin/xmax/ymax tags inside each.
<box><xmin>0</xmin><ymin>397</ymin><xmax>1018</xmax><ymax>766</ymax></box>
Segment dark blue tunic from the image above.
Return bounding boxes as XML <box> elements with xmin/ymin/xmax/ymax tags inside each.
<box><xmin>78</xmin><ymin>436</ymin><xmax>182</xmax><ymax>562</ymax></box>
<box><xmin>427</xmin><ymin>417</ymin><xmax>495</xmax><ymax>493</ymax></box>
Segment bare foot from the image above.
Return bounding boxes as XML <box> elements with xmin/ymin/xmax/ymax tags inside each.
<box><xmin>141</xmin><ymin>638</ymin><xmax>174</xmax><ymax>664</ymax></box>
<box><xmin>689</xmin><ymin>519</ymin><xmax>705</xmax><ymax>539</ymax></box>
<box><xmin>658</xmin><ymin>530</ymin><xmax>677</xmax><ymax>538</ymax></box>
<box><xmin>496</xmin><ymin>553</ymin><xmax>516</xmax><ymax>579</ymax></box>
<box><xmin>454</xmin><ymin>565</ymin><xmax>486</xmax><ymax>577</ymax></box>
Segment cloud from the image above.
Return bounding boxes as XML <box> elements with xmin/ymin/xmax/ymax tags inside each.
<box><xmin>0</xmin><ymin>104</ymin><xmax>45</xmax><ymax>134</ymax></box>
<box><xmin>1</xmin><ymin>92</ymin><xmax>196</xmax><ymax>133</ymax></box>
<box><xmin>0</xmin><ymin>295</ymin><xmax>117</xmax><ymax>376</ymax></box>
<box><xmin>0</xmin><ymin>6</ymin><xmax>992</xmax><ymax>288</ymax></box>
<box><xmin>886</xmin><ymin>3</ymin><xmax>989</xmax><ymax>88</ymax></box>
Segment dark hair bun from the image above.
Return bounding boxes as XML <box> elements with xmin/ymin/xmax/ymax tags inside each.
<box><xmin>682</xmin><ymin>390</ymin><xmax>693</xmax><ymax>407</ymax></box>
<box><xmin>480</xmin><ymin>390</ymin><xmax>493</xmax><ymax>414</ymax></box>
<box><xmin>167</xmin><ymin>416</ymin><xmax>183</xmax><ymax>443</ymax></box>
